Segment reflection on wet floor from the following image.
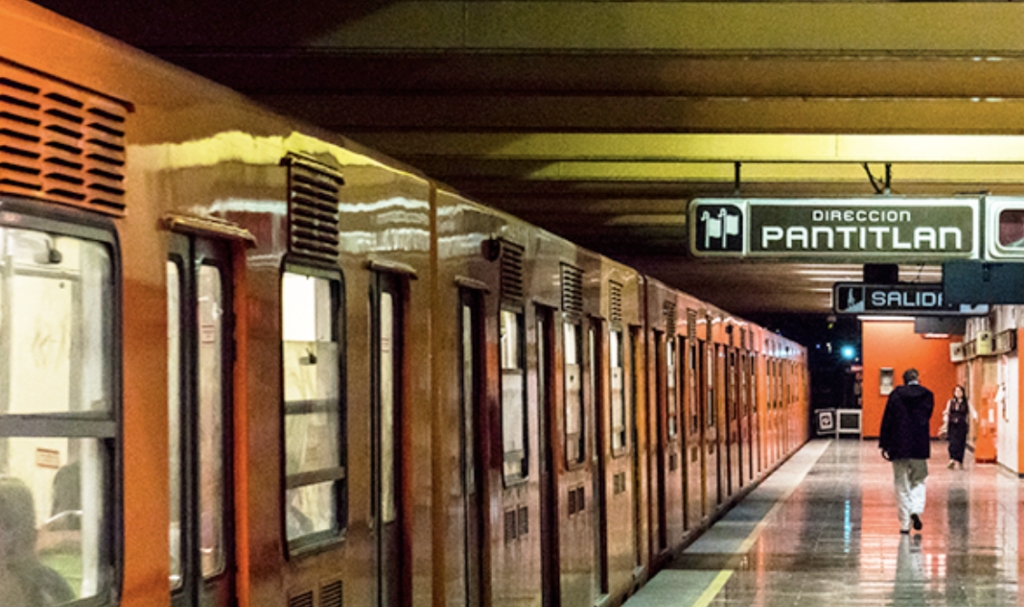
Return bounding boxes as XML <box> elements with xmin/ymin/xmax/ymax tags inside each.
<box><xmin>626</xmin><ymin>439</ymin><xmax>1021</xmax><ymax>607</ymax></box>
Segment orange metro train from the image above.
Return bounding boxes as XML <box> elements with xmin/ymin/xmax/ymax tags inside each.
<box><xmin>0</xmin><ymin>2</ymin><xmax>810</xmax><ymax>607</ymax></box>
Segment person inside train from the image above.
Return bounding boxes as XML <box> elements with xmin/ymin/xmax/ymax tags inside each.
<box><xmin>878</xmin><ymin>368</ymin><xmax>935</xmax><ymax>534</ymax></box>
<box><xmin>939</xmin><ymin>385</ymin><xmax>973</xmax><ymax>470</ymax></box>
<box><xmin>49</xmin><ymin>461</ymin><xmax>81</xmax><ymax>531</ymax></box>
<box><xmin>0</xmin><ymin>476</ymin><xmax>76</xmax><ymax>606</ymax></box>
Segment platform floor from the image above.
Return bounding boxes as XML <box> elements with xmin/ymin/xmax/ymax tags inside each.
<box><xmin>625</xmin><ymin>439</ymin><xmax>1021</xmax><ymax>607</ymax></box>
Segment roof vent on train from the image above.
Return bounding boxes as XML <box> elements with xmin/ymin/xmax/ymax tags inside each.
<box><xmin>609</xmin><ymin>281</ymin><xmax>623</xmax><ymax>325</ymax></box>
<box><xmin>561</xmin><ymin>263</ymin><xmax>583</xmax><ymax>316</ymax></box>
<box><xmin>0</xmin><ymin>61</ymin><xmax>130</xmax><ymax>216</ymax></box>
<box><xmin>283</xmin><ymin>155</ymin><xmax>343</xmax><ymax>262</ymax></box>
<box><xmin>664</xmin><ymin>301</ymin><xmax>677</xmax><ymax>333</ymax></box>
<box><xmin>497</xmin><ymin>239</ymin><xmax>524</xmax><ymax>303</ymax></box>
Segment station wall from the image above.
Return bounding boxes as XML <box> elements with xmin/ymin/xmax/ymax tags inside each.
<box><xmin>861</xmin><ymin>320</ymin><xmax>957</xmax><ymax>439</ymax></box>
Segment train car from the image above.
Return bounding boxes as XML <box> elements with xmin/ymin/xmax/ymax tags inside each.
<box><xmin>0</xmin><ymin>2</ymin><xmax>811</xmax><ymax>607</ymax></box>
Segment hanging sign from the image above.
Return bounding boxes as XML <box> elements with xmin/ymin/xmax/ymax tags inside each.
<box><xmin>832</xmin><ymin>282</ymin><xmax>989</xmax><ymax>316</ymax></box>
<box><xmin>690</xmin><ymin>198</ymin><xmax>980</xmax><ymax>260</ymax></box>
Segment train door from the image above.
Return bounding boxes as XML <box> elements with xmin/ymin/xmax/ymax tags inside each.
<box><xmin>741</xmin><ymin>353</ymin><xmax>754</xmax><ymax>483</ymax></box>
<box><xmin>701</xmin><ymin>340</ymin><xmax>719</xmax><ymax>513</ymax></box>
<box><xmin>653</xmin><ymin>330</ymin><xmax>668</xmax><ymax>552</ymax></box>
<box><xmin>590</xmin><ymin>319</ymin><xmax>609</xmax><ymax>600</ymax></box>
<box><xmin>714</xmin><ymin>346</ymin><xmax>728</xmax><ymax>504</ymax></box>
<box><xmin>683</xmin><ymin>338</ymin><xmax>703</xmax><ymax>528</ymax></box>
<box><xmin>737</xmin><ymin>348</ymin><xmax>753</xmax><ymax>485</ymax></box>
<box><xmin>560</xmin><ymin>303</ymin><xmax>596</xmax><ymax>605</ymax></box>
<box><xmin>627</xmin><ymin>326</ymin><xmax>644</xmax><ymax>573</ymax></box>
<box><xmin>749</xmin><ymin>353</ymin><xmax>759</xmax><ymax>476</ymax></box>
<box><xmin>372</xmin><ymin>272</ymin><xmax>405</xmax><ymax>607</ymax></box>
<box><xmin>770</xmin><ymin>359</ymin><xmax>779</xmax><ymax>466</ymax></box>
<box><xmin>459</xmin><ymin>290</ymin><xmax>484</xmax><ymax>607</ymax></box>
<box><xmin>538</xmin><ymin>307</ymin><xmax>560</xmax><ymax>607</ymax></box>
<box><xmin>763</xmin><ymin>358</ymin><xmax>772</xmax><ymax>468</ymax></box>
<box><xmin>665</xmin><ymin>333</ymin><xmax>683</xmax><ymax>542</ymax></box>
<box><xmin>168</xmin><ymin>234</ymin><xmax>234</xmax><ymax>607</ymax></box>
<box><xmin>725</xmin><ymin>348</ymin><xmax>740</xmax><ymax>496</ymax></box>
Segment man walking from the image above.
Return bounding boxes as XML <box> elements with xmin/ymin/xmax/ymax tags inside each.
<box><xmin>879</xmin><ymin>368</ymin><xmax>935</xmax><ymax>534</ymax></box>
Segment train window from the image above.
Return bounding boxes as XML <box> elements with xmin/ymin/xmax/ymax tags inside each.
<box><xmin>282</xmin><ymin>270</ymin><xmax>344</xmax><ymax>550</ymax></box>
<box><xmin>610</xmin><ymin>329</ymin><xmax>627</xmax><ymax>454</ymax></box>
<box><xmin>667</xmin><ymin>337</ymin><xmax>678</xmax><ymax>438</ymax></box>
<box><xmin>500</xmin><ymin>308</ymin><xmax>527</xmax><ymax>484</ymax></box>
<box><xmin>0</xmin><ymin>226</ymin><xmax>116</xmax><ymax>604</ymax></box>
<box><xmin>564</xmin><ymin>321</ymin><xmax>585</xmax><ymax>466</ymax></box>
<box><xmin>168</xmin><ymin>261</ymin><xmax>183</xmax><ymax>589</ymax></box>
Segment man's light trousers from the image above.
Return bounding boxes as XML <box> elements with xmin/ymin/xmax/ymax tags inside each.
<box><xmin>892</xmin><ymin>458</ymin><xmax>928</xmax><ymax>530</ymax></box>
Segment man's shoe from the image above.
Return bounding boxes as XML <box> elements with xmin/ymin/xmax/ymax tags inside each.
<box><xmin>947</xmin><ymin>460</ymin><xmax>956</xmax><ymax>469</ymax></box>
<box><xmin>911</xmin><ymin>513</ymin><xmax>923</xmax><ymax>531</ymax></box>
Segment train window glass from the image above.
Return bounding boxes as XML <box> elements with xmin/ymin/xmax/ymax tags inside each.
<box><xmin>500</xmin><ymin>308</ymin><xmax>527</xmax><ymax>483</ymax></box>
<box><xmin>610</xmin><ymin>329</ymin><xmax>626</xmax><ymax>454</ymax></box>
<box><xmin>380</xmin><ymin>291</ymin><xmax>397</xmax><ymax>524</ymax></box>
<box><xmin>282</xmin><ymin>271</ymin><xmax>344</xmax><ymax>548</ymax></box>
<box><xmin>167</xmin><ymin>261</ymin><xmax>183</xmax><ymax>590</ymax></box>
<box><xmin>667</xmin><ymin>337</ymin><xmax>678</xmax><ymax>438</ymax></box>
<box><xmin>462</xmin><ymin>303</ymin><xmax>476</xmax><ymax>494</ymax></box>
<box><xmin>0</xmin><ymin>227</ymin><xmax>115</xmax><ymax>603</ymax></box>
<box><xmin>198</xmin><ymin>265</ymin><xmax>226</xmax><ymax>577</ymax></box>
<box><xmin>564</xmin><ymin>321</ymin><xmax>584</xmax><ymax>466</ymax></box>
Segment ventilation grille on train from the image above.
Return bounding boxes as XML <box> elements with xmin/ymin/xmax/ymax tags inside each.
<box><xmin>687</xmin><ymin>309</ymin><xmax>697</xmax><ymax>340</ymax></box>
<box><xmin>287</xmin><ymin>580</ymin><xmax>342</xmax><ymax>607</ymax></box>
<box><xmin>500</xmin><ymin>240</ymin><xmax>524</xmax><ymax>303</ymax></box>
<box><xmin>561</xmin><ymin>264</ymin><xmax>583</xmax><ymax>316</ymax></box>
<box><xmin>288</xmin><ymin>591</ymin><xmax>314</xmax><ymax>607</ymax></box>
<box><xmin>0</xmin><ymin>64</ymin><xmax>129</xmax><ymax>215</ymax></box>
<box><xmin>609</xmin><ymin>281</ymin><xmax>623</xmax><ymax>325</ymax></box>
<box><xmin>285</xmin><ymin>156</ymin><xmax>343</xmax><ymax>261</ymax></box>
<box><xmin>321</xmin><ymin>580</ymin><xmax>343</xmax><ymax>607</ymax></box>
<box><xmin>664</xmin><ymin>301</ymin><xmax>677</xmax><ymax>334</ymax></box>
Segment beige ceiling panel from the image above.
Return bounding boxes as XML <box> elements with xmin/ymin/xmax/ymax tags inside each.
<box><xmin>310</xmin><ymin>2</ymin><xmax>1024</xmax><ymax>54</ymax></box>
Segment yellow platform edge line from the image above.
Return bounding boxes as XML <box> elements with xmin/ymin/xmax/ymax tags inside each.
<box><xmin>693</xmin><ymin>570</ymin><xmax>735</xmax><ymax>607</ymax></box>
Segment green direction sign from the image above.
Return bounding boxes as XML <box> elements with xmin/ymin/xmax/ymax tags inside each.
<box><xmin>690</xmin><ymin>198</ymin><xmax>980</xmax><ymax>260</ymax></box>
<box><xmin>833</xmin><ymin>282</ymin><xmax>989</xmax><ymax>316</ymax></box>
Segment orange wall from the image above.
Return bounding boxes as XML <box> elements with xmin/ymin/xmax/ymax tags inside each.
<box><xmin>862</xmin><ymin>320</ymin><xmax>958</xmax><ymax>438</ymax></box>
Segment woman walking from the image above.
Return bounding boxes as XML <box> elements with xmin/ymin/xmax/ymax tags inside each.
<box><xmin>942</xmin><ymin>385</ymin><xmax>971</xmax><ymax>469</ymax></box>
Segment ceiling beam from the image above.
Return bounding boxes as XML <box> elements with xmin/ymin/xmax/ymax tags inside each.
<box><xmin>404</xmin><ymin>160</ymin><xmax>1024</xmax><ymax>184</ymax></box>
<box><xmin>349</xmin><ymin>132</ymin><xmax>1024</xmax><ymax>163</ymax></box>
<box><xmin>258</xmin><ymin>94</ymin><xmax>1024</xmax><ymax>134</ymax></box>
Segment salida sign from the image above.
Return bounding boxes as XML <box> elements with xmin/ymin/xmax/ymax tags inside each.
<box><xmin>690</xmin><ymin>198</ymin><xmax>979</xmax><ymax>260</ymax></box>
<box><xmin>833</xmin><ymin>282</ymin><xmax>988</xmax><ymax>316</ymax></box>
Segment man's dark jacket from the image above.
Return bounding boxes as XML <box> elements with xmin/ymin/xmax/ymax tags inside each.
<box><xmin>879</xmin><ymin>383</ymin><xmax>934</xmax><ymax>460</ymax></box>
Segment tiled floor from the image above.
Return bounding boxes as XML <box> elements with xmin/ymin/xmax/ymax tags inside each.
<box><xmin>626</xmin><ymin>439</ymin><xmax>1021</xmax><ymax>607</ymax></box>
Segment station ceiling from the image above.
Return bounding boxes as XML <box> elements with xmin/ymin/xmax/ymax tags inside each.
<box><xmin>34</xmin><ymin>0</ymin><xmax>1024</xmax><ymax>319</ymax></box>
